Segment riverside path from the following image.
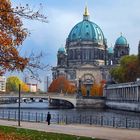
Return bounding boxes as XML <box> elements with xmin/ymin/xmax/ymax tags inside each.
<box><xmin>0</xmin><ymin>119</ymin><xmax>140</xmax><ymax>140</ymax></box>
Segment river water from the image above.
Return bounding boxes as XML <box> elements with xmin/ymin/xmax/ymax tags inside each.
<box><xmin>0</xmin><ymin>101</ymin><xmax>140</xmax><ymax>120</ymax></box>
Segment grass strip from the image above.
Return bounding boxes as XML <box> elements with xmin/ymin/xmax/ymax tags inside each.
<box><xmin>0</xmin><ymin>125</ymin><xmax>102</xmax><ymax>140</ymax></box>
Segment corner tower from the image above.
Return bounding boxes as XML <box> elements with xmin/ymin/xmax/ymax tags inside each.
<box><xmin>114</xmin><ymin>33</ymin><xmax>129</xmax><ymax>64</ymax></box>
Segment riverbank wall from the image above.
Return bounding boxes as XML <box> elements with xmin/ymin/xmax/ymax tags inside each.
<box><xmin>76</xmin><ymin>97</ymin><xmax>105</xmax><ymax>109</ymax></box>
<box><xmin>106</xmin><ymin>101</ymin><xmax>140</xmax><ymax>112</ymax></box>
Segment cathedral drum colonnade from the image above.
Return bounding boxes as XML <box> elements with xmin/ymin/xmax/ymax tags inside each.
<box><xmin>52</xmin><ymin>6</ymin><xmax>130</xmax><ymax>96</ymax></box>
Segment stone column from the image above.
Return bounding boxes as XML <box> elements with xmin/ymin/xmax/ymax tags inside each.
<box><xmin>137</xmin><ymin>86</ymin><xmax>139</xmax><ymax>101</ymax></box>
<box><xmin>127</xmin><ymin>87</ymin><xmax>129</xmax><ymax>100</ymax></box>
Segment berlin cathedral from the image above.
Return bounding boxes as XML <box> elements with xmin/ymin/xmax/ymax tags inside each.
<box><xmin>52</xmin><ymin>6</ymin><xmax>131</xmax><ymax>94</ymax></box>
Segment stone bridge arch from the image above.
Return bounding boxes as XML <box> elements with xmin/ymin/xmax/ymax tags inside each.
<box><xmin>48</xmin><ymin>97</ymin><xmax>76</xmax><ymax>108</ymax></box>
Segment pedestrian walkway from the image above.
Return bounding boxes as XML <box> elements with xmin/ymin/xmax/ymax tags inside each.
<box><xmin>0</xmin><ymin>119</ymin><xmax>140</xmax><ymax>140</ymax></box>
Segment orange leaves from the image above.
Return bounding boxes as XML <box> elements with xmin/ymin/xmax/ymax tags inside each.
<box><xmin>90</xmin><ymin>81</ymin><xmax>106</xmax><ymax>97</ymax></box>
<box><xmin>81</xmin><ymin>85</ymin><xmax>86</xmax><ymax>96</ymax></box>
<box><xmin>22</xmin><ymin>83</ymin><xmax>30</xmax><ymax>92</ymax></box>
<box><xmin>0</xmin><ymin>0</ymin><xmax>48</xmax><ymax>76</ymax></box>
<box><xmin>90</xmin><ymin>83</ymin><xmax>100</xmax><ymax>96</ymax></box>
<box><xmin>48</xmin><ymin>76</ymin><xmax>76</xmax><ymax>94</ymax></box>
<box><xmin>67</xmin><ymin>84</ymin><xmax>76</xmax><ymax>94</ymax></box>
<box><xmin>0</xmin><ymin>0</ymin><xmax>28</xmax><ymax>74</ymax></box>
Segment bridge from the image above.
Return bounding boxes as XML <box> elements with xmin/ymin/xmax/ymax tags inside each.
<box><xmin>0</xmin><ymin>93</ymin><xmax>77</xmax><ymax>107</ymax></box>
<box><xmin>0</xmin><ymin>93</ymin><xmax>105</xmax><ymax>109</ymax></box>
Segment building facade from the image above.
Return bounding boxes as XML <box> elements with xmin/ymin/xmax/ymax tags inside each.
<box><xmin>52</xmin><ymin>7</ymin><xmax>130</xmax><ymax>96</ymax></box>
<box><xmin>0</xmin><ymin>76</ymin><xmax>6</xmax><ymax>92</ymax></box>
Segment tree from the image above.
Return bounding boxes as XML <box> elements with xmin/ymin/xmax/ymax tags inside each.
<box><xmin>67</xmin><ymin>84</ymin><xmax>77</xmax><ymax>94</ymax></box>
<box><xmin>48</xmin><ymin>76</ymin><xmax>76</xmax><ymax>94</ymax></box>
<box><xmin>0</xmin><ymin>0</ymin><xmax>47</xmax><ymax>78</ymax></box>
<box><xmin>81</xmin><ymin>85</ymin><xmax>86</xmax><ymax>96</ymax></box>
<box><xmin>98</xmin><ymin>80</ymin><xmax>106</xmax><ymax>96</ymax></box>
<box><xmin>6</xmin><ymin>76</ymin><xmax>29</xmax><ymax>92</ymax></box>
<box><xmin>110</xmin><ymin>55</ymin><xmax>140</xmax><ymax>83</ymax></box>
<box><xmin>90</xmin><ymin>82</ymin><xmax>100</xmax><ymax>96</ymax></box>
<box><xmin>90</xmin><ymin>80</ymin><xmax>106</xmax><ymax>97</ymax></box>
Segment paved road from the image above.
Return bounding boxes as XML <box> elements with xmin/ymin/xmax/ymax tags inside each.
<box><xmin>0</xmin><ymin>120</ymin><xmax>140</xmax><ymax>140</ymax></box>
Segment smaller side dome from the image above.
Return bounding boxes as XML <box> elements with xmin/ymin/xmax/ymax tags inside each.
<box><xmin>108</xmin><ymin>47</ymin><xmax>114</xmax><ymax>54</ymax></box>
<box><xmin>115</xmin><ymin>35</ymin><xmax>127</xmax><ymax>46</ymax></box>
<box><xmin>58</xmin><ymin>47</ymin><xmax>66</xmax><ymax>54</ymax></box>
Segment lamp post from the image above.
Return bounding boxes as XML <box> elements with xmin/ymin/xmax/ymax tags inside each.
<box><xmin>77</xmin><ymin>78</ymin><xmax>82</xmax><ymax>97</ymax></box>
<box><xmin>18</xmin><ymin>84</ymin><xmax>21</xmax><ymax>126</ymax></box>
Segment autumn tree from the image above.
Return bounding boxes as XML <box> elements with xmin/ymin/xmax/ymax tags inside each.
<box><xmin>6</xmin><ymin>76</ymin><xmax>29</xmax><ymax>92</ymax></box>
<box><xmin>90</xmin><ymin>82</ymin><xmax>100</xmax><ymax>96</ymax></box>
<box><xmin>67</xmin><ymin>84</ymin><xmax>77</xmax><ymax>94</ymax></box>
<box><xmin>48</xmin><ymin>76</ymin><xmax>76</xmax><ymax>94</ymax></box>
<box><xmin>0</xmin><ymin>0</ymin><xmax>47</xmax><ymax>78</ymax></box>
<box><xmin>98</xmin><ymin>80</ymin><xmax>106</xmax><ymax>96</ymax></box>
<box><xmin>90</xmin><ymin>80</ymin><xmax>106</xmax><ymax>97</ymax></box>
<box><xmin>81</xmin><ymin>85</ymin><xmax>86</xmax><ymax>96</ymax></box>
<box><xmin>110</xmin><ymin>55</ymin><xmax>140</xmax><ymax>83</ymax></box>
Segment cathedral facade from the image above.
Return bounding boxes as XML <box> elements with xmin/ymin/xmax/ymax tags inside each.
<box><xmin>52</xmin><ymin>7</ymin><xmax>130</xmax><ymax>95</ymax></box>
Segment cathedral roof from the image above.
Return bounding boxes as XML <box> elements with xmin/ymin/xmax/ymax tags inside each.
<box><xmin>115</xmin><ymin>34</ymin><xmax>128</xmax><ymax>46</ymax></box>
<box><xmin>58</xmin><ymin>47</ymin><xmax>66</xmax><ymax>53</ymax></box>
<box><xmin>67</xmin><ymin>6</ymin><xmax>105</xmax><ymax>44</ymax></box>
<box><xmin>108</xmin><ymin>47</ymin><xmax>114</xmax><ymax>54</ymax></box>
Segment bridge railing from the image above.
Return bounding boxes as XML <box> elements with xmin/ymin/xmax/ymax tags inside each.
<box><xmin>0</xmin><ymin>92</ymin><xmax>77</xmax><ymax>98</ymax></box>
<box><xmin>0</xmin><ymin>109</ymin><xmax>140</xmax><ymax>129</ymax></box>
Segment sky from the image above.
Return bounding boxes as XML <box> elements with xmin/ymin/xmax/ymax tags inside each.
<box><xmin>9</xmin><ymin>0</ymin><xmax>140</xmax><ymax>91</ymax></box>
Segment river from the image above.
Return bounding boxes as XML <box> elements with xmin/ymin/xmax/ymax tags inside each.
<box><xmin>0</xmin><ymin>101</ymin><xmax>140</xmax><ymax>120</ymax></box>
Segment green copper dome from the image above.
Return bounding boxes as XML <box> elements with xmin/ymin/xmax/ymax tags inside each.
<box><xmin>58</xmin><ymin>47</ymin><xmax>66</xmax><ymax>53</ymax></box>
<box><xmin>67</xmin><ymin>7</ymin><xmax>105</xmax><ymax>43</ymax></box>
<box><xmin>108</xmin><ymin>47</ymin><xmax>114</xmax><ymax>54</ymax></box>
<box><xmin>115</xmin><ymin>35</ymin><xmax>127</xmax><ymax>46</ymax></box>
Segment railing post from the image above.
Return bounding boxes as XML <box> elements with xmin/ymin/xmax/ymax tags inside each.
<box><xmin>113</xmin><ymin>117</ymin><xmax>115</xmax><ymax>127</ymax></box>
<box><xmin>21</xmin><ymin>112</ymin><xmax>23</xmax><ymax>121</ymax></box>
<box><xmin>65</xmin><ymin>115</ymin><xmax>67</xmax><ymax>124</ymax></box>
<box><xmin>101</xmin><ymin>116</ymin><xmax>103</xmax><ymax>126</ymax></box>
<box><xmin>36</xmin><ymin>112</ymin><xmax>38</xmax><ymax>122</ymax></box>
<box><xmin>57</xmin><ymin>114</ymin><xmax>59</xmax><ymax>124</ymax></box>
<box><xmin>89</xmin><ymin>115</ymin><xmax>92</xmax><ymax>125</ymax></box>
<box><xmin>8</xmin><ymin>111</ymin><xmax>10</xmax><ymax>121</ymax></box>
<box><xmin>41</xmin><ymin>113</ymin><xmax>43</xmax><ymax>122</ymax></box>
<box><xmin>28</xmin><ymin>112</ymin><xmax>30</xmax><ymax>121</ymax></box>
<box><xmin>79</xmin><ymin>115</ymin><xmax>81</xmax><ymax>124</ymax></box>
<box><xmin>126</xmin><ymin>117</ymin><xmax>128</xmax><ymax>128</ymax></box>
<box><xmin>15</xmin><ymin>111</ymin><xmax>17</xmax><ymax>121</ymax></box>
<box><xmin>2</xmin><ymin>110</ymin><xmax>4</xmax><ymax>119</ymax></box>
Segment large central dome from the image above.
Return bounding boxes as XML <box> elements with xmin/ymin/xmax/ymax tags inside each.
<box><xmin>66</xmin><ymin>6</ymin><xmax>106</xmax><ymax>67</ymax></box>
<box><xmin>67</xmin><ymin>6</ymin><xmax>105</xmax><ymax>44</ymax></box>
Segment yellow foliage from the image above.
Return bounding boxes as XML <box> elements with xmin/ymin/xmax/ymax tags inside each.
<box><xmin>21</xmin><ymin>83</ymin><xmax>30</xmax><ymax>92</ymax></box>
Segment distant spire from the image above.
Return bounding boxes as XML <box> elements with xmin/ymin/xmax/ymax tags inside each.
<box><xmin>83</xmin><ymin>5</ymin><xmax>90</xmax><ymax>20</ymax></box>
<box><xmin>120</xmin><ymin>32</ymin><xmax>122</xmax><ymax>36</ymax></box>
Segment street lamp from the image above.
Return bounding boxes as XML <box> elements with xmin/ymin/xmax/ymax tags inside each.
<box><xmin>18</xmin><ymin>84</ymin><xmax>21</xmax><ymax>126</ymax></box>
<box><xmin>77</xmin><ymin>78</ymin><xmax>82</xmax><ymax>97</ymax></box>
